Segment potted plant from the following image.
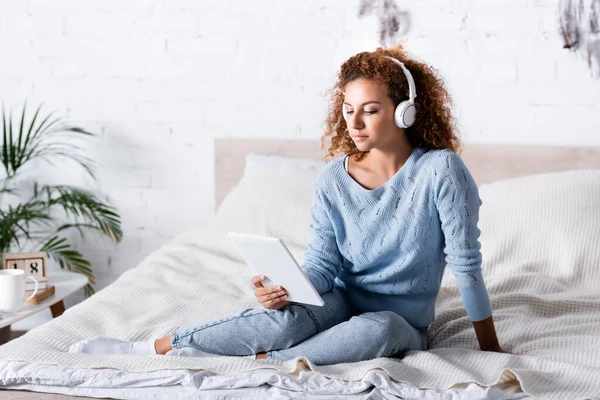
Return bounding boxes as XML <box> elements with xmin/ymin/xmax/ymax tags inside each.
<box><xmin>1</xmin><ymin>102</ymin><xmax>123</xmax><ymax>297</ymax></box>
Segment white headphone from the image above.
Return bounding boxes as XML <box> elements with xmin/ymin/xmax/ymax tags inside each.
<box><xmin>342</xmin><ymin>56</ymin><xmax>417</xmax><ymax>129</ymax></box>
<box><xmin>385</xmin><ymin>56</ymin><xmax>417</xmax><ymax>129</ymax></box>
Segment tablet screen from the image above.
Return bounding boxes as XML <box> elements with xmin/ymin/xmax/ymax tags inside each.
<box><xmin>227</xmin><ymin>232</ymin><xmax>324</xmax><ymax>307</ymax></box>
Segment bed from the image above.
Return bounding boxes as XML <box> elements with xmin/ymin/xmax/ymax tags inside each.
<box><xmin>0</xmin><ymin>138</ymin><xmax>599</xmax><ymax>399</ymax></box>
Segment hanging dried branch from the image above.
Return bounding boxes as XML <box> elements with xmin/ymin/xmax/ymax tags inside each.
<box><xmin>358</xmin><ymin>0</ymin><xmax>410</xmax><ymax>46</ymax></box>
<box><xmin>559</xmin><ymin>0</ymin><xmax>600</xmax><ymax>77</ymax></box>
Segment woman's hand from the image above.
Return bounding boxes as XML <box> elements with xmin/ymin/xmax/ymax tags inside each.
<box><xmin>252</xmin><ymin>275</ymin><xmax>290</xmax><ymax>310</ymax></box>
<box><xmin>485</xmin><ymin>346</ymin><xmax>514</xmax><ymax>355</ymax></box>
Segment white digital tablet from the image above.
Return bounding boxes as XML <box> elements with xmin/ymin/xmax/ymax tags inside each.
<box><xmin>227</xmin><ymin>232</ymin><xmax>325</xmax><ymax>307</ymax></box>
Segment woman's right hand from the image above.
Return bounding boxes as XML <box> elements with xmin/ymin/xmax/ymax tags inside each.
<box><xmin>252</xmin><ymin>275</ymin><xmax>290</xmax><ymax>310</ymax></box>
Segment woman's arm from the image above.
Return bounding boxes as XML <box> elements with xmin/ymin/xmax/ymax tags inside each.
<box><xmin>434</xmin><ymin>151</ymin><xmax>494</xmax><ymax>322</ymax></box>
<box><xmin>301</xmin><ymin>184</ymin><xmax>344</xmax><ymax>295</ymax></box>
<box><xmin>434</xmin><ymin>151</ymin><xmax>510</xmax><ymax>353</ymax></box>
<box><xmin>472</xmin><ymin>314</ymin><xmax>503</xmax><ymax>351</ymax></box>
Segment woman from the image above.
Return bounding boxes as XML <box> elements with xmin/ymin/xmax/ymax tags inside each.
<box><xmin>70</xmin><ymin>44</ymin><xmax>508</xmax><ymax>364</ymax></box>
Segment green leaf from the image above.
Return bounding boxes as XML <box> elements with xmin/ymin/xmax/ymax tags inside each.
<box><xmin>42</xmin><ymin>237</ymin><xmax>96</xmax><ymax>289</ymax></box>
<box><xmin>8</xmin><ymin>106</ymin><xmax>14</xmax><ymax>172</ymax></box>
<box><xmin>0</xmin><ymin>186</ymin><xmax>15</xmax><ymax>195</ymax></box>
<box><xmin>52</xmin><ymin>250</ymin><xmax>81</xmax><ymax>256</ymax></box>
<box><xmin>31</xmin><ymin>114</ymin><xmax>60</xmax><ymax>142</ymax></box>
<box><xmin>17</xmin><ymin>101</ymin><xmax>26</xmax><ymax>168</ymax></box>
<box><xmin>2</xmin><ymin>106</ymin><xmax>11</xmax><ymax>176</ymax></box>
<box><xmin>83</xmin><ymin>284</ymin><xmax>95</xmax><ymax>297</ymax></box>
<box><xmin>42</xmin><ymin>236</ymin><xmax>70</xmax><ymax>251</ymax></box>
<box><xmin>55</xmin><ymin>222</ymin><xmax>103</xmax><ymax>240</ymax></box>
<box><xmin>3</xmin><ymin>104</ymin><xmax>96</xmax><ymax>178</ymax></box>
<box><xmin>0</xmin><ymin>200</ymin><xmax>51</xmax><ymax>252</ymax></box>
<box><xmin>18</xmin><ymin>103</ymin><xmax>42</xmax><ymax>167</ymax></box>
<box><xmin>39</xmin><ymin>185</ymin><xmax>123</xmax><ymax>244</ymax></box>
<box><xmin>31</xmin><ymin>148</ymin><xmax>96</xmax><ymax>180</ymax></box>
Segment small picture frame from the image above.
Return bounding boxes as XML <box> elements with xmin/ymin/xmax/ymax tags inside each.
<box><xmin>3</xmin><ymin>252</ymin><xmax>47</xmax><ymax>278</ymax></box>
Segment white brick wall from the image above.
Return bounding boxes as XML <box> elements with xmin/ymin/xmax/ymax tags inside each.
<box><xmin>2</xmin><ymin>0</ymin><xmax>599</xmax><ymax>329</ymax></box>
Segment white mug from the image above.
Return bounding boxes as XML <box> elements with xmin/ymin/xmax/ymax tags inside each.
<box><xmin>0</xmin><ymin>269</ymin><xmax>39</xmax><ymax>313</ymax></box>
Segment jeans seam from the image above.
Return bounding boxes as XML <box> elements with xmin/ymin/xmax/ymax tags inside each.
<box><xmin>383</xmin><ymin>342</ymin><xmax>405</xmax><ymax>358</ymax></box>
<box><xmin>176</xmin><ymin>308</ymin><xmax>279</xmax><ymax>342</ymax></box>
<box><xmin>293</xmin><ymin>304</ymin><xmax>321</xmax><ymax>332</ymax></box>
<box><xmin>170</xmin><ymin>332</ymin><xmax>180</xmax><ymax>349</ymax></box>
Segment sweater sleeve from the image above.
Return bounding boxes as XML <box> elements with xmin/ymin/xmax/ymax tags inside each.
<box><xmin>301</xmin><ymin>184</ymin><xmax>343</xmax><ymax>295</ymax></box>
<box><xmin>434</xmin><ymin>151</ymin><xmax>493</xmax><ymax>322</ymax></box>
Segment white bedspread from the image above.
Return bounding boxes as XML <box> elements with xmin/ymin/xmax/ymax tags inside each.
<box><xmin>0</xmin><ymin>169</ymin><xmax>599</xmax><ymax>400</ymax></box>
<box><xmin>0</xmin><ymin>358</ymin><xmax>529</xmax><ymax>399</ymax></box>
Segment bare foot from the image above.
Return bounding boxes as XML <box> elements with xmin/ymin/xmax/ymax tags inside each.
<box><xmin>154</xmin><ymin>336</ymin><xmax>173</xmax><ymax>355</ymax></box>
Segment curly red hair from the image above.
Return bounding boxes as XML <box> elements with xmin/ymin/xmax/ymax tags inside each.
<box><xmin>320</xmin><ymin>44</ymin><xmax>462</xmax><ymax>162</ymax></box>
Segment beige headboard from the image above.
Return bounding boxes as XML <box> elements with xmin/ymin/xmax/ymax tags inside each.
<box><xmin>214</xmin><ymin>138</ymin><xmax>600</xmax><ymax>211</ymax></box>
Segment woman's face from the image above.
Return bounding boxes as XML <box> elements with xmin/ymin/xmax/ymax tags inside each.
<box><xmin>342</xmin><ymin>78</ymin><xmax>399</xmax><ymax>151</ymax></box>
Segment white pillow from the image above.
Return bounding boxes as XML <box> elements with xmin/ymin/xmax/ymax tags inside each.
<box><xmin>477</xmin><ymin>169</ymin><xmax>600</xmax><ymax>284</ymax></box>
<box><xmin>214</xmin><ymin>154</ymin><xmax>330</xmax><ymax>263</ymax></box>
<box><xmin>244</xmin><ymin>153</ymin><xmax>327</xmax><ymax>173</ymax></box>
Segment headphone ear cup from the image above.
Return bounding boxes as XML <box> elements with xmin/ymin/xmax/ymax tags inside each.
<box><xmin>394</xmin><ymin>101</ymin><xmax>416</xmax><ymax>128</ymax></box>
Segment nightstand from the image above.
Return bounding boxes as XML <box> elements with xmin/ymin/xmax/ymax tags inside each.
<box><xmin>0</xmin><ymin>270</ymin><xmax>88</xmax><ymax>345</ymax></box>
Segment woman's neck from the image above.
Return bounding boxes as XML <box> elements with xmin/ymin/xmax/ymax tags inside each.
<box><xmin>360</xmin><ymin>142</ymin><xmax>414</xmax><ymax>180</ymax></box>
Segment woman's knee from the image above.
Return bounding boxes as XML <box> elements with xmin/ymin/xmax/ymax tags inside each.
<box><xmin>293</xmin><ymin>287</ymin><xmax>352</xmax><ymax>332</ymax></box>
<box><xmin>355</xmin><ymin>311</ymin><xmax>425</xmax><ymax>353</ymax></box>
<box><xmin>355</xmin><ymin>310</ymin><xmax>404</xmax><ymax>331</ymax></box>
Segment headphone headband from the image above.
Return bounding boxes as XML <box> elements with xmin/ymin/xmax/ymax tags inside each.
<box><xmin>384</xmin><ymin>56</ymin><xmax>417</xmax><ymax>102</ymax></box>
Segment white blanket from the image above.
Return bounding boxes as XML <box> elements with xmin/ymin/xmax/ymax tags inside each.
<box><xmin>0</xmin><ymin>359</ymin><xmax>529</xmax><ymax>399</ymax></box>
<box><xmin>0</xmin><ymin>169</ymin><xmax>599</xmax><ymax>400</ymax></box>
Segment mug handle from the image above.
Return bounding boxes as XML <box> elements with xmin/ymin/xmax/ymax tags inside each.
<box><xmin>24</xmin><ymin>275</ymin><xmax>39</xmax><ymax>301</ymax></box>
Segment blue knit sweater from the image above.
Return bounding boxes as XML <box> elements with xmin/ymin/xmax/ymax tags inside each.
<box><xmin>301</xmin><ymin>147</ymin><xmax>493</xmax><ymax>330</ymax></box>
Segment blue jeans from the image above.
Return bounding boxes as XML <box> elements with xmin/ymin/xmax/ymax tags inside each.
<box><xmin>170</xmin><ymin>287</ymin><xmax>428</xmax><ymax>365</ymax></box>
